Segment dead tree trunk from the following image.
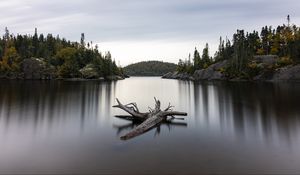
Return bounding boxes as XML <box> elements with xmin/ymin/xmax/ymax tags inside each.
<box><xmin>113</xmin><ymin>98</ymin><xmax>187</xmax><ymax>140</ymax></box>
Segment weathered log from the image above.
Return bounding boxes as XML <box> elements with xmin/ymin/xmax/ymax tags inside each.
<box><xmin>120</xmin><ymin>112</ymin><xmax>165</xmax><ymax>140</ymax></box>
<box><xmin>113</xmin><ymin>98</ymin><xmax>187</xmax><ymax>140</ymax></box>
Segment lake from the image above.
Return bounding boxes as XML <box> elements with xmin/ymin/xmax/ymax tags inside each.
<box><xmin>0</xmin><ymin>77</ymin><xmax>300</xmax><ymax>174</ymax></box>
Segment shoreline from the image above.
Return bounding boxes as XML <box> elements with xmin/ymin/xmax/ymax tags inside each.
<box><xmin>162</xmin><ymin>76</ymin><xmax>300</xmax><ymax>83</ymax></box>
<box><xmin>162</xmin><ymin>62</ymin><xmax>300</xmax><ymax>82</ymax></box>
<box><xmin>0</xmin><ymin>75</ymin><xmax>127</xmax><ymax>81</ymax></box>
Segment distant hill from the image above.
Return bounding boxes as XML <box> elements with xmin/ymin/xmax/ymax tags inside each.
<box><xmin>124</xmin><ymin>61</ymin><xmax>177</xmax><ymax>76</ymax></box>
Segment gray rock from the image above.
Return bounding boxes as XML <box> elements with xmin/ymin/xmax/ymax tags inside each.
<box><xmin>272</xmin><ymin>64</ymin><xmax>300</xmax><ymax>81</ymax></box>
<box><xmin>162</xmin><ymin>72</ymin><xmax>176</xmax><ymax>79</ymax></box>
<box><xmin>194</xmin><ymin>69</ymin><xmax>223</xmax><ymax>80</ymax></box>
<box><xmin>21</xmin><ymin>58</ymin><xmax>55</xmax><ymax>79</ymax></box>
<box><xmin>105</xmin><ymin>75</ymin><xmax>125</xmax><ymax>81</ymax></box>
<box><xmin>253</xmin><ymin>70</ymin><xmax>274</xmax><ymax>81</ymax></box>
<box><xmin>163</xmin><ymin>60</ymin><xmax>228</xmax><ymax>81</ymax></box>
<box><xmin>193</xmin><ymin>60</ymin><xmax>228</xmax><ymax>80</ymax></box>
<box><xmin>162</xmin><ymin>71</ymin><xmax>178</xmax><ymax>79</ymax></box>
<box><xmin>162</xmin><ymin>71</ymin><xmax>194</xmax><ymax>80</ymax></box>
<box><xmin>79</xmin><ymin>64</ymin><xmax>99</xmax><ymax>79</ymax></box>
<box><xmin>209</xmin><ymin>60</ymin><xmax>228</xmax><ymax>70</ymax></box>
<box><xmin>254</xmin><ymin>55</ymin><xmax>278</xmax><ymax>65</ymax></box>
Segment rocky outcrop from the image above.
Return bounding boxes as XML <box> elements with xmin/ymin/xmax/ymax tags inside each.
<box><xmin>253</xmin><ymin>70</ymin><xmax>274</xmax><ymax>81</ymax></box>
<box><xmin>162</xmin><ymin>71</ymin><xmax>194</xmax><ymax>80</ymax></box>
<box><xmin>0</xmin><ymin>58</ymin><xmax>126</xmax><ymax>81</ymax></box>
<box><xmin>162</xmin><ymin>60</ymin><xmax>228</xmax><ymax>81</ymax></box>
<box><xmin>253</xmin><ymin>55</ymin><xmax>278</xmax><ymax>65</ymax></box>
<box><xmin>193</xmin><ymin>60</ymin><xmax>228</xmax><ymax>80</ymax></box>
<box><xmin>272</xmin><ymin>64</ymin><xmax>300</xmax><ymax>81</ymax></box>
<box><xmin>105</xmin><ymin>75</ymin><xmax>125</xmax><ymax>81</ymax></box>
<box><xmin>163</xmin><ymin>56</ymin><xmax>300</xmax><ymax>82</ymax></box>
<box><xmin>21</xmin><ymin>58</ymin><xmax>56</xmax><ymax>79</ymax></box>
<box><xmin>78</xmin><ymin>64</ymin><xmax>127</xmax><ymax>80</ymax></box>
<box><xmin>79</xmin><ymin>64</ymin><xmax>99</xmax><ymax>79</ymax></box>
<box><xmin>193</xmin><ymin>69</ymin><xmax>223</xmax><ymax>80</ymax></box>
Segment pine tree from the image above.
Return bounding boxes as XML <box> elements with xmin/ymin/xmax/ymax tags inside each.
<box><xmin>202</xmin><ymin>43</ymin><xmax>210</xmax><ymax>67</ymax></box>
<box><xmin>80</xmin><ymin>33</ymin><xmax>85</xmax><ymax>48</ymax></box>
<box><xmin>32</xmin><ymin>28</ymin><xmax>38</xmax><ymax>56</ymax></box>
<box><xmin>193</xmin><ymin>47</ymin><xmax>201</xmax><ymax>70</ymax></box>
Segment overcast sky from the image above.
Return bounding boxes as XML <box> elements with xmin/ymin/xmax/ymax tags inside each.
<box><xmin>1</xmin><ymin>0</ymin><xmax>300</xmax><ymax>66</ymax></box>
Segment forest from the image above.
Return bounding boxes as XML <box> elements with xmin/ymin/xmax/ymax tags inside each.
<box><xmin>177</xmin><ymin>16</ymin><xmax>300</xmax><ymax>79</ymax></box>
<box><xmin>0</xmin><ymin>28</ymin><xmax>123</xmax><ymax>79</ymax></box>
<box><xmin>124</xmin><ymin>61</ymin><xmax>177</xmax><ymax>76</ymax></box>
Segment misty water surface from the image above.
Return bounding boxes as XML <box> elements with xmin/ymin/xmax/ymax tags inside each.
<box><xmin>0</xmin><ymin>77</ymin><xmax>300</xmax><ymax>174</ymax></box>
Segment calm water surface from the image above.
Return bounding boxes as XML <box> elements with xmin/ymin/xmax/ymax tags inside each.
<box><xmin>0</xmin><ymin>77</ymin><xmax>300</xmax><ymax>174</ymax></box>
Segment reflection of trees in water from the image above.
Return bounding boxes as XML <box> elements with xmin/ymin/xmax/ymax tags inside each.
<box><xmin>0</xmin><ymin>80</ymin><xmax>116</xmax><ymax>133</ymax></box>
<box><xmin>229</xmin><ymin>82</ymin><xmax>300</xmax><ymax>144</ymax></box>
<box><xmin>194</xmin><ymin>82</ymin><xmax>210</xmax><ymax>123</ymax></box>
<box><xmin>192</xmin><ymin>81</ymin><xmax>300</xmax><ymax>145</ymax></box>
<box><xmin>177</xmin><ymin>80</ymin><xmax>193</xmax><ymax>114</ymax></box>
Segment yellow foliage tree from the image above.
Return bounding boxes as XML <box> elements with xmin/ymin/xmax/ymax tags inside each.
<box><xmin>0</xmin><ymin>46</ymin><xmax>21</xmax><ymax>72</ymax></box>
<box><xmin>54</xmin><ymin>47</ymin><xmax>80</xmax><ymax>78</ymax></box>
<box><xmin>256</xmin><ymin>48</ymin><xmax>264</xmax><ymax>55</ymax></box>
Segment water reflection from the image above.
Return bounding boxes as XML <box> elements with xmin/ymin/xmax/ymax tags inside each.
<box><xmin>190</xmin><ymin>81</ymin><xmax>300</xmax><ymax>147</ymax></box>
<box><xmin>0</xmin><ymin>78</ymin><xmax>300</xmax><ymax>173</ymax></box>
<box><xmin>0</xmin><ymin>79</ymin><xmax>299</xmax><ymax>144</ymax></box>
<box><xmin>0</xmin><ymin>80</ymin><xmax>116</xmax><ymax>137</ymax></box>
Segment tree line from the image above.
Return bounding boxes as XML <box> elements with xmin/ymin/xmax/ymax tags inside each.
<box><xmin>177</xmin><ymin>16</ymin><xmax>300</xmax><ymax>78</ymax></box>
<box><xmin>124</xmin><ymin>61</ymin><xmax>177</xmax><ymax>76</ymax></box>
<box><xmin>0</xmin><ymin>28</ymin><xmax>122</xmax><ymax>79</ymax></box>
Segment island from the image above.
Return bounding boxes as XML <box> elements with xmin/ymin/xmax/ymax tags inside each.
<box><xmin>124</xmin><ymin>61</ymin><xmax>177</xmax><ymax>76</ymax></box>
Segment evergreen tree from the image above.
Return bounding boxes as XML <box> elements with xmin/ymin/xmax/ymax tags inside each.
<box><xmin>193</xmin><ymin>47</ymin><xmax>201</xmax><ymax>70</ymax></box>
<box><xmin>32</xmin><ymin>28</ymin><xmax>38</xmax><ymax>56</ymax></box>
<box><xmin>80</xmin><ymin>33</ymin><xmax>85</xmax><ymax>48</ymax></box>
<box><xmin>202</xmin><ymin>43</ymin><xmax>210</xmax><ymax>67</ymax></box>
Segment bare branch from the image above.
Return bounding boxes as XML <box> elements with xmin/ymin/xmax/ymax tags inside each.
<box><xmin>148</xmin><ymin>107</ymin><xmax>154</xmax><ymax>113</ymax></box>
<box><xmin>124</xmin><ymin>102</ymin><xmax>140</xmax><ymax>113</ymax></box>
<box><xmin>163</xmin><ymin>111</ymin><xmax>187</xmax><ymax>116</ymax></box>
<box><xmin>153</xmin><ymin>97</ymin><xmax>161</xmax><ymax>111</ymax></box>
<box><xmin>164</xmin><ymin>102</ymin><xmax>174</xmax><ymax>111</ymax></box>
<box><xmin>112</xmin><ymin>98</ymin><xmax>148</xmax><ymax>120</ymax></box>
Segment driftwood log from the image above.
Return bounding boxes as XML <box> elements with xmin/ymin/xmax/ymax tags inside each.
<box><xmin>113</xmin><ymin>98</ymin><xmax>187</xmax><ymax>140</ymax></box>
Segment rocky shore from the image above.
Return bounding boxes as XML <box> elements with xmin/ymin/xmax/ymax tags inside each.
<box><xmin>0</xmin><ymin>57</ymin><xmax>126</xmax><ymax>81</ymax></box>
<box><xmin>162</xmin><ymin>56</ymin><xmax>300</xmax><ymax>82</ymax></box>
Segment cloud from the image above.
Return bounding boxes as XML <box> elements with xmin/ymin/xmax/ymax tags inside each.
<box><xmin>0</xmin><ymin>0</ymin><xmax>299</xmax><ymax>65</ymax></box>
